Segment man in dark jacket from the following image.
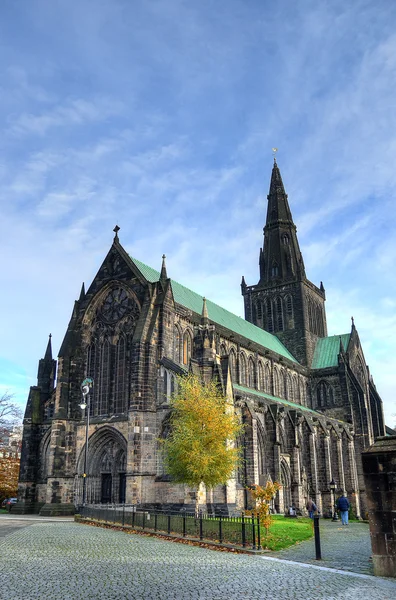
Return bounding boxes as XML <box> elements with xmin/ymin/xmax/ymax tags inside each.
<box><xmin>336</xmin><ymin>493</ymin><xmax>350</xmax><ymax>525</ymax></box>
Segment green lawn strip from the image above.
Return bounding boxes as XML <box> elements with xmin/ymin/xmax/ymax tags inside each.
<box><xmin>260</xmin><ymin>516</ymin><xmax>313</xmax><ymax>551</ymax></box>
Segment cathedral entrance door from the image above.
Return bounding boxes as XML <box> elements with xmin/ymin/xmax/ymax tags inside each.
<box><xmin>101</xmin><ymin>474</ymin><xmax>112</xmax><ymax>503</ymax></box>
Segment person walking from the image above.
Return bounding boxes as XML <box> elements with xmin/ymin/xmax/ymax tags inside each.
<box><xmin>306</xmin><ymin>498</ymin><xmax>317</xmax><ymax>519</ymax></box>
<box><xmin>336</xmin><ymin>493</ymin><xmax>350</xmax><ymax>525</ymax></box>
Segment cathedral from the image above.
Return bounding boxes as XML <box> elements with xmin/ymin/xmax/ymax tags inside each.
<box><xmin>17</xmin><ymin>160</ymin><xmax>386</xmax><ymax>517</ymax></box>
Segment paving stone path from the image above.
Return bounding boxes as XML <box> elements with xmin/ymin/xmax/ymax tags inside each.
<box><xmin>266</xmin><ymin>519</ymin><xmax>374</xmax><ymax>575</ymax></box>
<box><xmin>0</xmin><ymin>517</ymin><xmax>395</xmax><ymax>599</ymax></box>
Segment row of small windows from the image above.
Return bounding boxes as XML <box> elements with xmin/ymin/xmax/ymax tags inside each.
<box><xmin>226</xmin><ymin>349</ymin><xmax>307</xmax><ymax>406</ymax></box>
<box><xmin>252</xmin><ymin>295</ymin><xmax>293</xmax><ymax>333</ymax></box>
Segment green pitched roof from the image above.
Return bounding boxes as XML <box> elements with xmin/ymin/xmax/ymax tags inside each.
<box><xmin>131</xmin><ymin>256</ymin><xmax>298</xmax><ymax>363</ymax></box>
<box><xmin>233</xmin><ymin>384</ymin><xmax>317</xmax><ymax>414</ymax></box>
<box><xmin>311</xmin><ymin>334</ymin><xmax>350</xmax><ymax>369</ymax></box>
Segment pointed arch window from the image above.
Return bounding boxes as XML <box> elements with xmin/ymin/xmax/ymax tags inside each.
<box><xmin>271</xmin><ymin>263</ymin><xmax>279</xmax><ymax>278</ymax></box>
<box><xmin>264</xmin><ymin>362</ymin><xmax>271</xmax><ymax>393</ymax></box>
<box><xmin>229</xmin><ymin>349</ymin><xmax>237</xmax><ymax>381</ymax></box>
<box><xmin>183</xmin><ymin>330</ymin><xmax>192</xmax><ymax>365</ymax></box>
<box><xmin>282</xmin><ymin>233</ymin><xmax>290</xmax><ymax>245</ymax></box>
<box><xmin>276</xmin><ymin>297</ymin><xmax>284</xmax><ymax>331</ymax></box>
<box><xmin>258</xmin><ymin>361</ymin><xmax>264</xmax><ymax>391</ymax></box>
<box><xmin>220</xmin><ymin>343</ymin><xmax>227</xmax><ymax>357</ymax></box>
<box><xmin>265</xmin><ymin>299</ymin><xmax>274</xmax><ymax>333</ymax></box>
<box><xmin>273</xmin><ymin>368</ymin><xmax>279</xmax><ymax>396</ymax></box>
<box><xmin>239</xmin><ymin>353</ymin><xmax>247</xmax><ymax>386</ymax></box>
<box><xmin>248</xmin><ymin>357</ymin><xmax>255</xmax><ymax>388</ymax></box>
<box><xmin>174</xmin><ymin>326</ymin><xmax>181</xmax><ymax>363</ymax></box>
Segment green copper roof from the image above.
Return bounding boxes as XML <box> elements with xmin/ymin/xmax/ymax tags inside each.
<box><xmin>233</xmin><ymin>384</ymin><xmax>317</xmax><ymax>414</ymax></box>
<box><xmin>131</xmin><ymin>256</ymin><xmax>298</xmax><ymax>363</ymax></box>
<box><xmin>311</xmin><ymin>334</ymin><xmax>350</xmax><ymax>369</ymax></box>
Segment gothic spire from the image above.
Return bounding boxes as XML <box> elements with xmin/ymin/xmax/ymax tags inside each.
<box><xmin>266</xmin><ymin>159</ymin><xmax>294</xmax><ymax>225</ymax></box>
<box><xmin>44</xmin><ymin>333</ymin><xmax>53</xmax><ymax>361</ymax></box>
<box><xmin>260</xmin><ymin>160</ymin><xmax>305</xmax><ymax>284</ymax></box>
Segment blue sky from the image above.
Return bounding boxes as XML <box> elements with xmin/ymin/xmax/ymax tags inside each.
<box><xmin>1</xmin><ymin>0</ymin><xmax>395</xmax><ymax>427</ymax></box>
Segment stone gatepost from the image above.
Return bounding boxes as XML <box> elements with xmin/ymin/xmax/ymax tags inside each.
<box><xmin>362</xmin><ymin>435</ymin><xmax>396</xmax><ymax>578</ymax></box>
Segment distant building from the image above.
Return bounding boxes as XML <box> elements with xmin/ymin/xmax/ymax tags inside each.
<box><xmin>0</xmin><ymin>424</ymin><xmax>22</xmax><ymax>459</ymax></box>
<box><xmin>17</xmin><ymin>161</ymin><xmax>385</xmax><ymax>516</ymax></box>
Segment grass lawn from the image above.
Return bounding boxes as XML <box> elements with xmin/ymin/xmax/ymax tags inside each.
<box><xmin>260</xmin><ymin>515</ymin><xmax>313</xmax><ymax>551</ymax></box>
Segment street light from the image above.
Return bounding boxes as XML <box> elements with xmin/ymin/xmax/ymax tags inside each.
<box><xmin>79</xmin><ymin>377</ymin><xmax>93</xmax><ymax>507</ymax></box>
<box><xmin>329</xmin><ymin>478</ymin><xmax>339</xmax><ymax>521</ymax></box>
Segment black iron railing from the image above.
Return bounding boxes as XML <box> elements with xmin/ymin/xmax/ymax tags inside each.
<box><xmin>78</xmin><ymin>505</ymin><xmax>261</xmax><ymax>550</ymax></box>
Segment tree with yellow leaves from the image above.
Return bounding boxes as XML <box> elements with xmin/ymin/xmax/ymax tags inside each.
<box><xmin>0</xmin><ymin>455</ymin><xmax>20</xmax><ymax>503</ymax></box>
<box><xmin>247</xmin><ymin>481</ymin><xmax>282</xmax><ymax>534</ymax></box>
<box><xmin>163</xmin><ymin>374</ymin><xmax>242</xmax><ymax>515</ymax></box>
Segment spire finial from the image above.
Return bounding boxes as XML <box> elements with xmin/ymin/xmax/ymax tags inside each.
<box><xmin>160</xmin><ymin>254</ymin><xmax>168</xmax><ymax>281</ymax></box>
<box><xmin>113</xmin><ymin>225</ymin><xmax>120</xmax><ymax>240</ymax></box>
<box><xmin>44</xmin><ymin>333</ymin><xmax>53</xmax><ymax>361</ymax></box>
<box><xmin>351</xmin><ymin>316</ymin><xmax>355</xmax><ymax>328</ymax></box>
<box><xmin>272</xmin><ymin>147</ymin><xmax>278</xmax><ymax>164</ymax></box>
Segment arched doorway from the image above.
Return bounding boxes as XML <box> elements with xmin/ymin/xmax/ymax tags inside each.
<box><xmin>75</xmin><ymin>426</ymin><xmax>127</xmax><ymax>505</ymax></box>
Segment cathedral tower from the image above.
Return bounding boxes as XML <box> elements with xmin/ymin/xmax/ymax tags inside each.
<box><xmin>241</xmin><ymin>159</ymin><xmax>327</xmax><ymax>366</ymax></box>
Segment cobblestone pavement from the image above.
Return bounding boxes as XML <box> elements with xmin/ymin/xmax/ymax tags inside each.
<box><xmin>1</xmin><ymin>518</ymin><xmax>396</xmax><ymax>599</ymax></box>
<box><xmin>266</xmin><ymin>519</ymin><xmax>373</xmax><ymax>575</ymax></box>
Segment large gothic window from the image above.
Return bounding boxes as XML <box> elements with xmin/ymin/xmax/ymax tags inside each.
<box><xmin>84</xmin><ymin>286</ymin><xmax>139</xmax><ymax>417</ymax></box>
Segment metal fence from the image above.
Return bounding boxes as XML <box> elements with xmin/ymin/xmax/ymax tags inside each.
<box><xmin>79</xmin><ymin>505</ymin><xmax>262</xmax><ymax>550</ymax></box>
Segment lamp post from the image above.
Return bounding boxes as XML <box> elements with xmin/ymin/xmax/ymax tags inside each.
<box><xmin>329</xmin><ymin>478</ymin><xmax>339</xmax><ymax>521</ymax></box>
<box><xmin>79</xmin><ymin>377</ymin><xmax>93</xmax><ymax>507</ymax></box>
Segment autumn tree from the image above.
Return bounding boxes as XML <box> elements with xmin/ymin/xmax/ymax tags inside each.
<box><xmin>163</xmin><ymin>374</ymin><xmax>242</xmax><ymax>515</ymax></box>
<box><xmin>0</xmin><ymin>391</ymin><xmax>23</xmax><ymax>444</ymax></box>
<box><xmin>247</xmin><ymin>481</ymin><xmax>282</xmax><ymax>534</ymax></box>
<box><xmin>0</xmin><ymin>455</ymin><xmax>20</xmax><ymax>501</ymax></box>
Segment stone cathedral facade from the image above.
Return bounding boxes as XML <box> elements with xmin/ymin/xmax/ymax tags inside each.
<box><xmin>17</xmin><ymin>161</ymin><xmax>385</xmax><ymax>517</ymax></box>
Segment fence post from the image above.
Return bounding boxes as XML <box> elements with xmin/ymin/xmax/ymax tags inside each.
<box><xmin>132</xmin><ymin>506</ymin><xmax>135</xmax><ymax>528</ymax></box>
<box><xmin>183</xmin><ymin>513</ymin><xmax>186</xmax><ymax>537</ymax></box>
<box><xmin>122</xmin><ymin>504</ymin><xmax>125</xmax><ymax>527</ymax></box>
<box><xmin>219</xmin><ymin>515</ymin><xmax>223</xmax><ymax>544</ymax></box>
<box><xmin>314</xmin><ymin>515</ymin><xmax>321</xmax><ymax>560</ymax></box>
<box><xmin>199</xmin><ymin>511</ymin><xmax>203</xmax><ymax>541</ymax></box>
<box><xmin>143</xmin><ymin>512</ymin><xmax>146</xmax><ymax>529</ymax></box>
<box><xmin>241</xmin><ymin>512</ymin><xmax>246</xmax><ymax>547</ymax></box>
<box><xmin>154</xmin><ymin>513</ymin><xmax>158</xmax><ymax>532</ymax></box>
<box><xmin>256</xmin><ymin>515</ymin><xmax>261</xmax><ymax>550</ymax></box>
<box><xmin>251</xmin><ymin>514</ymin><xmax>256</xmax><ymax>550</ymax></box>
<box><xmin>167</xmin><ymin>514</ymin><xmax>171</xmax><ymax>535</ymax></box>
